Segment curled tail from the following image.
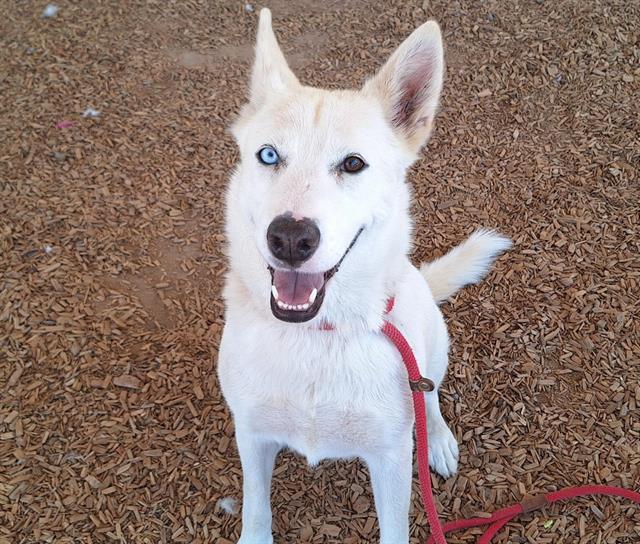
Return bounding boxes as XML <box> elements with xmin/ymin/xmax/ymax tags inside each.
<box><xmin>420</xmin><ymin>229</ymin><xmax>511</xmax><ymax>304</ymax></box>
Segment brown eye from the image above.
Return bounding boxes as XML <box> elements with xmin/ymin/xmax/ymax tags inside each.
<box><xmin>341</xmin><ymin>155</ymin><xmax>367</xmax><ymax>174</ymax></box>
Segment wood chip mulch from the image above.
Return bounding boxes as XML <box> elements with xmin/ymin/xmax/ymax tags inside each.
<box><xmin>1</xmin><ymin>1</ymin><xmax>638</xmax><ymax>542</ymax></box>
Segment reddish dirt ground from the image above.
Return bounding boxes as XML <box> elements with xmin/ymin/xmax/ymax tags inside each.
<box><xmin>1</xmin><ymin>1</ymin><xmax>638</xmax><ymax>542</ymax></box>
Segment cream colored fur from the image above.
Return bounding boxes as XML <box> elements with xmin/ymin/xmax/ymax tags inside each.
<box><xmin>218</xmin><ymin>9</ymin><xmax>510</xmax><ymax>544</ymax></box>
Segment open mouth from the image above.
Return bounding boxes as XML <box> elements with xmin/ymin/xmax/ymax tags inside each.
<box><xmin>268</xmin><ymin>227</ymin><xmax>364</xmax><ymax>323</ymax></box>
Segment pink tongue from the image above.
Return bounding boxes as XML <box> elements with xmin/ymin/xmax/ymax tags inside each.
<box><xmin>273</xmin><ymin>270</ymin><xmax>325</xmax><ymax>305</ymax></box>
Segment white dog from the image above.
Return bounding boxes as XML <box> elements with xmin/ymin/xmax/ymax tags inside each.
<box><xmin>218</xmin><ymin>9</ymin><xmax>510</xmax><ymax>543</ymax></box>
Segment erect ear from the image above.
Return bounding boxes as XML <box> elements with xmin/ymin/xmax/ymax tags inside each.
<box><xmin>249</xmin><ymin>8</ymin><xmax>299</xmax><ymax>107</ymax></box>
<box><xmin>363</xmin><ymin>20</ymin><xmax>444</xmax><ymax>152</ymax></box>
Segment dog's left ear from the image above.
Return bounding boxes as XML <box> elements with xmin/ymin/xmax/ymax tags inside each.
<box><xmin>363</xmin><ymin>21</ymin><xmax>444</xmax><ymax>153</ymax></box>
<box><xmin>249</xmin><ymin>8</ymin><xmax>300</xmax><ymax>107</ymax></box>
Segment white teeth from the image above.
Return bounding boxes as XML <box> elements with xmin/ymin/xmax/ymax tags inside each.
<box><xmin>308</xmin><ymin>288</ymin><xmax>317</xmax><ymax>305</ymax></box>
<box><xmin>274</xmin><ymin>288</ymin><xmax>319</xmax><ymax>312</ymax></box>
<box><xmin>275</xmin><ymin>300</ymin><xmax>311</xmax><ymax>311</ymax></box>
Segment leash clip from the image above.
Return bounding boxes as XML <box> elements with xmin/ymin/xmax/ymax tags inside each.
<box><xmin>409</xmin><ymin>376</ymin><xmax>435</xmax><ymax>392</ymax></box>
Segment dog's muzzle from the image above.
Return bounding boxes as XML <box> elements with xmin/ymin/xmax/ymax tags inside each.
<box><xmin>268</xmin><ymin>227</ymin><xmax>364</xmax><ymax>323</ymax></box>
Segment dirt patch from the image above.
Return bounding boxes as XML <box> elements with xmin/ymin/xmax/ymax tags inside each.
<box><xmin>97</xmin><ymin>233</ymin><xmax>206</xmax><ymax>330</ymax></box>
<box><xmin>169</xmin><ymin>45</ymin><xmax>253</xmax><ymax>70</ymax></box>
<box><xmin>169</xmin><ymin>30</ymin><xmax>328</xmax><ymax>71</ymax></box>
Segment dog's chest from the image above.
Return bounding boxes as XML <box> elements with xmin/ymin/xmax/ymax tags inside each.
<box><xmin>250</xmin><ymin>394</ymin><xmax>392</xmax><ymax>463</ymax></box>
<box><xmin>219</xmin><ymin>327</ymin><xmax>414</xmax><ymax>463</ymax></box>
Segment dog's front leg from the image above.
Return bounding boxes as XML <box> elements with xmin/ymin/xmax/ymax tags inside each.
<box><xmin>364</xmin><ymin>434</ymin><xmax>413</xmax><ymax>544</ymax></box>
<box><xmin>236</xmin><ymin>427</ymin><xmax>280</xmax><ymax>544</ymax></box>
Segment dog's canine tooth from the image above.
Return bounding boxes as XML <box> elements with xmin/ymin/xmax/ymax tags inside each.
<box><xmin>271</xmin><ymin>285</ymin><xmax>279</xmax><ymax>300</ymax></box>
<box><xmin>308</xmin><ymin>288</ymin><xmax>317</xmax><ymax>304</ymax></box>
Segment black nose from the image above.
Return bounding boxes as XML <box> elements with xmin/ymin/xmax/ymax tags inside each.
<box><xmin>266</xmin><ymin>214</ymin><xmax>321</xmax><ymax>267</ymax></box>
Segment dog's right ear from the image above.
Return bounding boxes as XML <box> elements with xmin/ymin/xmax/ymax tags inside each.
<box><xmin>249</xmin><ymin>8</ymin><xmax>299</xmax><ymax>107</ymax></box>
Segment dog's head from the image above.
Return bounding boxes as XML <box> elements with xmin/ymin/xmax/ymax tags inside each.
<box><xmin>227</xmin><ymin>9</ymin><xmax>444</xmax><ymax>325</ymax></box>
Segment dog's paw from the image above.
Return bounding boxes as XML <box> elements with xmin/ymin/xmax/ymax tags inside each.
<box><xmin>428</xmin><ymin>423</ymin><xmax>459</xmax><ymax>478</ymax></box>
<box><xmin>238</xmin><ymin>535</ymin><xmax>273</xmax><ymax>544</ymax></box>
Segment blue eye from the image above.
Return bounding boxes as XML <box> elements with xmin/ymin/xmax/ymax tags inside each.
<box><xmin>257</xmin><ymin>146</ymin><xmax>280</xmax><ymax>166</ymax></box>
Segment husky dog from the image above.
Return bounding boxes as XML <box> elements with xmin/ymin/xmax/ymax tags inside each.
<box><xmin>218</xmin><ymin>9</ymin><xmax>510</xmax><ymax>543</ymax></box>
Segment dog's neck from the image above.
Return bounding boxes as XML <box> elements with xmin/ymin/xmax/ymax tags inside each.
<box><xmin>318</xmin><ymin>216</ymin><xmax>411</xmax><ymax>332</ymax></box>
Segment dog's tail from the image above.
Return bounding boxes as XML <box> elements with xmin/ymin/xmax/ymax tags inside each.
<box><xmin>420</xmin><ymin>229</ymin><xmax>512</xmax><ymax>304</ymax></box>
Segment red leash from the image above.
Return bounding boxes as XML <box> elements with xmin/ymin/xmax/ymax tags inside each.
<box><xmin>380</xmin><ymin>299</ymin><xmax>640</xmax><ymax>543</ymax></box>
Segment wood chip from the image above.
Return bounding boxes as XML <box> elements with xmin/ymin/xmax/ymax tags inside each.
<box><xmin>112</xmin><ymin>375</ymin><xmax>142</xmax><ymax>390</ymax></box>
